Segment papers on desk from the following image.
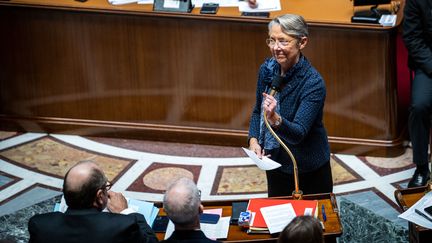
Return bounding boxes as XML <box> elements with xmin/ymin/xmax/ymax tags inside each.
<box><xmin>260</xmin><ymin>203</ymin><xmax>297</xmax><ymax>234</ymax></box>
<box><xmin>132</xmin><ymin>0</ymin><xmax>241</xmax><ymax>7</ymax></box>
<box><xmin>246</xmin><ymin>198</ymin><xmax>318</xmax><ymax>233</ymax></box>
<box><xmin>238</xmin><ymin>0</ymin><xmax>281</xmax><ymax>12</ymax></box>
<box><xmin>192</xmin><ymin>0</ymin><xmax>239</xmax><ymax>8</ymax></box>
<box><xmin>242</xmin><ymin>147</ymin><xmax>281</xmax><ymax>171</ymax></box>
<box><xmin>379</xmin><ymin>15</ymin><xmax>397</xmax><ymax>27</ymax></box>
<box><xmin>108</xmin><ymin>0</ymin><xmax>139</xmax><ymax>5</ymax></box>
<box><xmin>164</xmin><ymin>209</ymin><xmax>230</xmax><ymax>239</ymax></box>
<box><xmin>137</xmin><ymin>0</ymin><xmax>153</xmax><ymax>4</ymax></box>
<box><xmin>399</xmin><ymin>191</ymin><xmax>432</xmax><ymax>229</ymax></box>
<box><xmin>109</xmin><ymin>0</ymin><xmax>281</xmax><ymax>10</ymax></box>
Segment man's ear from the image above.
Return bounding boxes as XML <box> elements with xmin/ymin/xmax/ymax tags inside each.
<box><xmin>93</xmin><ymin>189</ymin><xmax>104</xmax><ymax>209</ymax></box>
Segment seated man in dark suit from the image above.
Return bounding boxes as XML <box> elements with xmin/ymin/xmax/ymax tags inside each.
<box><xmin>161</xmin><ymin>177</ymin><xmax>220</xmax><ymax>243</ymax></box>
<box><xmin>28</xmin><ymin>161</ymin><xmax>158</xmax><ymax>243</ymax></box>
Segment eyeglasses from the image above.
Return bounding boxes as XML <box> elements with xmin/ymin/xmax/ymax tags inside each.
<box><xmin>266</xmin><ymin>38</ymin><xmax>296</xmax><ymax>48</ymax></box>
<box><xmin>101</xmin><ymin>181</ymin><xmax>112</xmax><ymax>191</ymax></box>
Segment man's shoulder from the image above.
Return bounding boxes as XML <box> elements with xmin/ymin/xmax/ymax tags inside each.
<box><xmin>30</xmin><ymin>210</ymin><xmax>144</xmax><ymax>223</ymax></box>
<box><xmin>29</xmin><ymin>211</ymin><xmax>150</xmax><ymax>233</ymax></box>
<box><xmin>30</xmin><ymin>212</ymin><xmax>64</xmax><ymax>222</ymax></box>
<box><xmin>28</xmin><ymin>212</ymin><xmax>66</xmax><ymax>232</ymax></box>
<box><xmin>101</xmin><ymin>211</ymin><xmax>145</xmax><ymax>220</ymax></box>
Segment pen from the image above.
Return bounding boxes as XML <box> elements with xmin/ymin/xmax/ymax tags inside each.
<box><xmin>330</xmin><ymin>196</ymin><xmax>338</xmax><ymax>213</ymax></box>
<box><xmin>321</xmin><ymin>204</ymin><xmax>327</xmax><ymax>222</ymax></box>
<box><xmin>415</xmin><ymin>209</ymin><xmax>432</xmax><ymax>223</ymax></box>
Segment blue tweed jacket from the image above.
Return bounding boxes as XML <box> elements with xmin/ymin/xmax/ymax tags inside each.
<box><xmin>248</xmin><ymin>55</ymin><xmax>330</xmax><ymax>173</ymax></box>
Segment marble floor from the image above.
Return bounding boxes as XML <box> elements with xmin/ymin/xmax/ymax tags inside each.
<box><xmin>0</xmin><ymin>131</ymin><xmax>417</xmax><ymax>242</ymax></box>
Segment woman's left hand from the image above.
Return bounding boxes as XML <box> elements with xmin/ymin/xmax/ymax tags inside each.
<box><xmin>262</xmin><ymin>93</ymin><xmax>277</xmax><ymax>119</ymax></box>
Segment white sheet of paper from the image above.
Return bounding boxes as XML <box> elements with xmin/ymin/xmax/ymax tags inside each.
<box><xmin>164</xmin><ymin>217</ymin><xmax>231</xmax><ymax>240</ymax></box>
<box><xmin>137</xmin><ymin>0</ymin><xmax>153</xmax><ymax>4</ymax></box>
<box><xmin>399</xmin><ymin>191</ymin><xmax>432</xmax><ymax>229</ymax></box>
<box><xmin>108</xmin><ymin>0</ymin><xmax>139</xmax><ymax>5</ymax></box>
<box><xmin>238</xmin><ymin>0</ymin><xmax>281</xmax><ymax>12</ymax></box>
<box><xmin>242</xmin><ymin>147</ymin><xmax>281</xmax><ymax>170</ymax></box>
<box><xmin>201</xmin><ymin>217</ymin><xmax>230</xmax><ymax>239</ymax></box>
<box><xmin>164</xmin><ymin>0</ymin><xmax>180</xmax><ymax>8</ymax></box>
<box><xmin>164</xmin><ymin>220</ymin><xmax>175</xmax><ymax>239</ymax></box>
<box><xmin>260</xmin><ymin>203</ymin><xmax>297</xmax><ymax>234</ymax></box>
<box><xmin>304</xmin><ymin>207</ymin><xmax>313</xmax><ymax>216</ymax></box>
<box><xmin>204</xmin><ymin>208</ymin><xmax>223</xmax><ymax>216</ymax></box>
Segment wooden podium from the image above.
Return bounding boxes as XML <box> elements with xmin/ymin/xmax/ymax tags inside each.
<box><xmin>155</xmin><ymin>193</ymin><xmax>342</xmax><ymax>243</ymax></box>
<box><xmin>394</xmin><ymin>187</ymin><xmax>432</xmax><ymax>243</ymax></box>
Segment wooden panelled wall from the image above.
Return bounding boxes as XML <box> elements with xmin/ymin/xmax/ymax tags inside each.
<box><xmin>0</xmin><ymin>5</ymin><xmax>404</xmax><ymax>156</ymax></box>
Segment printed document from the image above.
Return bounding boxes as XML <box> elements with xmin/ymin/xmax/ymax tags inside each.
<box><xmin>260</xmin><ymin>203</ymin><xmax>297</xmax><ymax>234</ymax></box>
<box><xmin>238</xmin><ymin>0</ymin><xmax>281</xmax><ymax>12</ymax></box>
<box><xmin>164</xmin><ymin>208</ymin><xmax>230</xmax><ymax>240</ymax></box>
<box><xmin>242</xmin><ymin>147</ymin><xmax>281</xmax><ymax>170</ymax></box>
<box><xmin>108</xmin><ymin>0</ymin><xmax>139</xmax><ymax>5</ymax></box>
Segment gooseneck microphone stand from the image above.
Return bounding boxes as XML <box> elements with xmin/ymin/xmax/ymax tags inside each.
<box><xmin>264</xmin><ymin>76</ymin><xmax>303</xmax><ymax>200</ymax></box>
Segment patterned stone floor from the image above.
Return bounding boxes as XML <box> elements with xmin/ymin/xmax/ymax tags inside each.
<box><xmin>0</xmin><ymin>131</ymin><xmax>417</xmax><ymax>236</ymax></box>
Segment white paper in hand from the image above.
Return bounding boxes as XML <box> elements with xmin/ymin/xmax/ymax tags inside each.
<box><xmin>242</xmin><ymin>147</ymin><xmax>281</xmax><ymax>170</ymax></box>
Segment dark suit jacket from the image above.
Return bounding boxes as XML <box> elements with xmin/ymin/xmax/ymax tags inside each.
<box><xmin>28</xmin><ymin>208</ymin><xmax>158</xmax><ymax>243</ymax></box>
<box><xmin>403</xmin><ymin>0</ymin><xmax>432</xmax><ymax>76</ymax></box>
<box><xmin>160</xmin><ymin>230</ymin><xmax>221</xmax><ymax>243</ymax></box>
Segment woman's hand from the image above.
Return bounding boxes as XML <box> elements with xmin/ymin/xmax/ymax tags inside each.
<box><xmin>262</xmin><ymin>93</ymin><xmax>282</xmax><ymax>128</ymax></box>
<box><xmin>263</xmin><ymin>93</ymin><xmax>278</xmax><ymax>120</ymax></box>
<box><xmin>249</xmin><ymin>138</ymin><xmax>264</xmax><ymax>158</ymax></box>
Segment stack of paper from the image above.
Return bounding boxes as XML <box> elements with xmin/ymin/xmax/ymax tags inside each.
<box><xmin>108</xmin><ymin>0</ymin><xmax>139</xmax><ymax>6</ymax></box>
<box><xmin>164</xmin><ymin>208</ymin><xmax>231</xmax><ymax>240</ymax></box>
<box><xmin>137</xmin><ymin>0</ymin><xmax>153</xmax><ymax>4</ymax></box>
<box><xmin>245</xmin><ymin>198</ymin><xmax>318</xmax><ymax>234</ymax></box>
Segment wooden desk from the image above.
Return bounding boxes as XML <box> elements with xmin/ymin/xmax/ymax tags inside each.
<box><xmin>0</xmin><ymin>0</ymin><xmax>405</xmax><ymax>156</ymax></box>
<box><xmin>394</xmin><ymin>187</ymin><xmax>432</xmax><ymax>243</ymax></box>
<box><xmin>155</xmin><ymin>193</ymin><xmax>342</xmax><ymax>243</ymax></box>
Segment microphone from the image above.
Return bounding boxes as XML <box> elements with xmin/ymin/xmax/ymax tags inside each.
<box><xmin>269</xmin><ymin>75</ymin><xmax>284</xmax><ymax>96</ymax></box>
<box><xmin>263</xmin><ymin>75</ymin><xmax>303</xmax><ymax>200</ymax></box>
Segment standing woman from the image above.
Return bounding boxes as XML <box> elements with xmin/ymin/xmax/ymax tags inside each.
<box><xmin>248</xmin><ymin>14</ymin><xmax>333</xmax><ymax>197</ymax></box>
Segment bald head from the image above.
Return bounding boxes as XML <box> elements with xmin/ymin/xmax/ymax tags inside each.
<box><xmin>63</xmin><ymin>161</ymin><xmax>107</xmax><ymax>209</ymax></box>
<box><xmin>163</xmin><ymin>178</ymin><xmax>201</xmax><ymax>227</ymax></box>
<box><xmin>65</xmin><ymin>162</ymin><xmax>100</xmax><ymax>190</ymax></box>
